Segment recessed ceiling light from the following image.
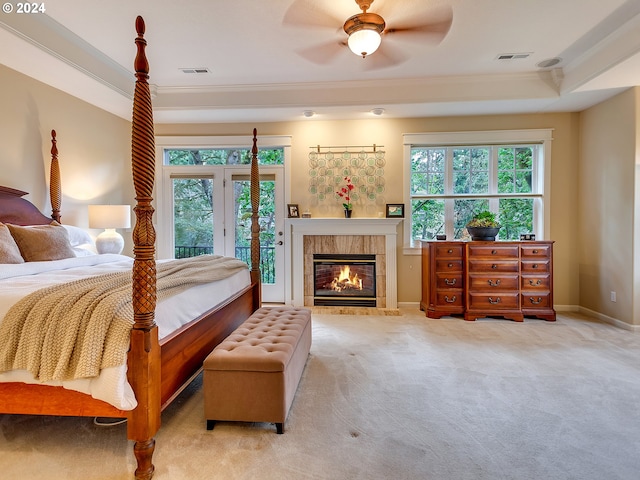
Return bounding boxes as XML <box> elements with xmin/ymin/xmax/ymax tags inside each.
<box><xmin>303</xmin><ymin>110</ymin><xmax>315</xmax><ymax>118</ymax></box>
<box><xmin>371</xmin><ymin>108</ymin><xmax>385</xmax><ymax>116</ymax></box>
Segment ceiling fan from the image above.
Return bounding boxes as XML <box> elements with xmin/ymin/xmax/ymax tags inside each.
<box><xmin>283</xmin><ymin>0</ymin><xmax>453</xmax><ymax>68</ymax></box>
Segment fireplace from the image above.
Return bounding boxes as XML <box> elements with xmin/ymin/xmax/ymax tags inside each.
<box><xmin>313</xmin><ymin>254</ymin><xmax>376</xmax><ymax>307</ymax></box>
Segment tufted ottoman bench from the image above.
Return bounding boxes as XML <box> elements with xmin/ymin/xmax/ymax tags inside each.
<box><xmin>203</xmin><ymin>306</ymin><xmax>312</xmax><ymax>434</ymax></box>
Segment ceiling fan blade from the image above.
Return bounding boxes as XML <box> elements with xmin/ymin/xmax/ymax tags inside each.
<box><xmin>283</xmin><ymin>0</ymin><xmax>344</xmax><ymax>29</ymax></box>
<box><xmin>297</xmin><ymin>40</ymin><xmax>347</xmax><ymax>65</ymax></box>
<box><xmin>362</xmin><ymin>42</ymin><xmax>408</xmax><ymax>70</ymax></box>
<box><xmin>384</xmin><ymin>6</ymin><xmax>453</xmax><ymax>45</ymax></box>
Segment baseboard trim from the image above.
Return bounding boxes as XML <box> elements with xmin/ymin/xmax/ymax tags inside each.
<box><xmin>577</xmin><ymin>306</ymin><xmax>639</xmax><ymax>332</ymax></box>
<box><xmin>398</xmin><ymin>301</ymin><xmax>421</xmax><ymax>309</ymax></box>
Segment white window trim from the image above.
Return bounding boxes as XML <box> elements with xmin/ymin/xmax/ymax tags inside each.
<box><xmin>402</xmin><ymin>129</ymin><xmax>553</xmax><ymax>255</ymax></box>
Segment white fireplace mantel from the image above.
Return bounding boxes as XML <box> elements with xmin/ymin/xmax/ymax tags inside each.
<box><xmin>285</xmin><ymin>218</ymin><xmax>402</xmax><ymax>308</ymax></box>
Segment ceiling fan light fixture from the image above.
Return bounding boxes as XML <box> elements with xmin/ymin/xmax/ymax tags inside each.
<box><xmin>347</xmin><ymin>27</ymin><xmax>382</xmax><ymax>58</ymax></box>
<box><xmin>344</xmin><ymin>10</ymin><xmax>385</xmax><ymax>58</ymax></box>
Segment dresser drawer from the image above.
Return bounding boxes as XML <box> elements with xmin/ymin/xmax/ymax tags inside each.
<box><xmin>435</xmin><ymin>259</ymin><xmax>463</xmax><ymax>272</ymax></box>
<box><xmin>468</xmin><ymin>274</ymin><xmax>519</xmax><ymax>290</ymax></box>
<box><xmin>468</xmin><ymin>260</ymin><xmax>519</xmax><ymax>273</ymax></box>
<box><xmin>435</xmin><ymin>291</ymin><xmax>464</xmax><ymax>307</ymax></box>
<box><xmin>468</xmin><ymin>292</ymin><xmax>520</xmax><ymax>310</ymax></box>
<box><xmin>467</xmin><ymin>244</ymin><xmax>519</xmax><ymax>259</ymax></box>
<box><xmin>521</xmin><ymin>275</ymin><xmax>550</xmax><ymax>290</ymax></box>
<box><xmin>435</xmin><ymin>272</ymin><xmax>464</xmax><ymax>289</ymax></box>
<box><xmin>521</xmin><ymin>260</ymin><xmax>550</xmax><ymax>273</ymax></box>
<box><xmin>521</xmin><ymin>244</ymin><xmax>551</xmax><ymax>258</ymax></box>
<box><xmin>521</xmin><ymin>293</ymin><xmax>552</xmax><ymax>308</ymax></box>
<box><xmin>434</xmin><ymin>244</ymin><xmax>464</xmax><ymax>258</ymax></box>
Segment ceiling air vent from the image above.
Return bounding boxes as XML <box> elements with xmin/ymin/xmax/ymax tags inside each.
<box><xmin>180</xmin><ymin>68</ymin><xmax>210</xmax><ymax>74</ymax></box>
<box><xmin>496</xmin><ymin>52</ymin><xmax>531</xmax><ymax>60</ymax></box>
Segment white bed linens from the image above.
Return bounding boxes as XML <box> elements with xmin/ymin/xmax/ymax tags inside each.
<box><xmin>0</xmin><ymin>254</ymin><xmax>251</xmax><ymax>410</ymax></box>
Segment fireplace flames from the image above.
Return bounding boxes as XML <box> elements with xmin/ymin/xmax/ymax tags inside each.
<box><xmin>328</xmin><ymin>265</ymin><xmax>363</xmax><ymax>292</ymax></box>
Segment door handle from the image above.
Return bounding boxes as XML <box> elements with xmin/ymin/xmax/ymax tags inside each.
<box><xmin>276</xmin><ymin>241</ymin><xmax>283</xmax><ymax>246</ymax></box>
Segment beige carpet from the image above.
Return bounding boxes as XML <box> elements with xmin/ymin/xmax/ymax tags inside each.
<box><xmin>1</xmin><ymin>309</ymin><xmax>639</xmax><ymax>480</ymax></box>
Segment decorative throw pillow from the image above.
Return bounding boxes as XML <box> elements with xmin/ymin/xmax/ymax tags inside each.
<box><xmin>7</xmin><ymin>221</ymin><xmax>75</xmax><ymax>262</ymax></box>
<box><xmin>0</xmin><ymin>223</ymin><xmax>24</xmax><ymax>264</ymax></box>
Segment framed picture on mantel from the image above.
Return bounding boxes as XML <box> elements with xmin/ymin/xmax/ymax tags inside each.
<box><xmin>386</xmin><ymin>203</ymin><xmax>404</xmax><ymax>218</ymax></box>
<box><xmin>287</xmin><ymin>204</ymin><xmax>300</xmax><ymax>218</ymax></box>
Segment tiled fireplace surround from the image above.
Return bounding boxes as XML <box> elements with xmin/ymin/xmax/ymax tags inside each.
<box><xmin>286</xmin><ymin>218</ymin><xmax>402</xmax><ymax>309</ymax></box>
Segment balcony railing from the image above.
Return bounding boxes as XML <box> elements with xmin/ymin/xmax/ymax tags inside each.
<box><xmin>175</xmin><ymin>245</ymin><xmax>276</xmax><ymax>284</ymax></box>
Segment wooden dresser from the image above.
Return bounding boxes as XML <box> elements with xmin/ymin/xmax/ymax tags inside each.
<box><xmin>421</xmin><ymin>240</ymin><xmax>555</xmax><ymax>322</ymax></box>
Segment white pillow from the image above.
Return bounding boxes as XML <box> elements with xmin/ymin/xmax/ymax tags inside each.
<box><xmin>73</xmin><ymin>246</ymin><xmax>97</xmax><ymax>257</ymax></box>
<box><xmin>63</xmin><ymin>224</ymin><xmax>95</xmax><ymax>247</ymax></box>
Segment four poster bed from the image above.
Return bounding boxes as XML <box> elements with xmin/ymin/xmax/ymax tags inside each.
<box><xmin>0</xmin><ymin>17</ymin><xmax>262</xmax><ymax>479</ymax></box>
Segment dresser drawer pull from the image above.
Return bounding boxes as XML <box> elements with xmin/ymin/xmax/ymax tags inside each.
<box><xmin>491</xmin><ymin>249</ymin><xmax>497</xmax><ymax>255</ymax></box>
<box><xmin>444</xmin><ymin>278</ymin><xmax>457</xmax><ymax>285</ymax></box>
<box><xmin>447</xmin><ymin>249</ymin><xmax>453</xmax><ymax>254</ymax></box>
<box><xmin>444</xmin><ymin>295</ymin><xmax>457</xmax><ymax>303</ymax></box>
<box><xmin>529</xmin><ymin>297</ymin><xmax>543</xmax><ymax>304</ymax></box>
<box><xmin>529</xmin><ymin>279</ymin><xmax>542</xmax><ymax>286</ymax></box>
<box><xmin>491</xmin><ymin>264</ymin><xmax>498</xmax><ymax>269</ymax></box>
<box><xmin>532</xmin><ymin>264</ymin><xmax>538</xmax><ymax>269</ymax></box>
<box><xmin>488</xmin><ymin>297</ymin><xmax>501</xmax><ymax>304</ymax></box>
<box><xmin>532</xmin><ymin>249</ymin><xmax>538</xmax><ymax>254</ymax></box>
<box><xmin>488</xmin><ymin>279</ymin><xmax>501</xmax><ymax>287</ymax></box>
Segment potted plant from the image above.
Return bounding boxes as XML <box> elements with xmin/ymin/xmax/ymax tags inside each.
<box><xmin>466</xmin><ymin>210</ymin><xmax>501</xmax><ymax>241</ymax></box>
<box><xmin>336</xmin><ymin>176</ymin><xmax>355</xmax><ymax>218</ymax></box>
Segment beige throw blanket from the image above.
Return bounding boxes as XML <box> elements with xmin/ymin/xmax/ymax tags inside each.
<box><xmin>0</xmin><ymin>255</ymin><xmax>248</xmax><ymax>382</ymax></box>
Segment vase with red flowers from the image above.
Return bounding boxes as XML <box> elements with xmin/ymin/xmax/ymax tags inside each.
<box><xmin>336</xmin><ymin>176</ymin><xmax>355</xmax><ymax>218</ymax></box>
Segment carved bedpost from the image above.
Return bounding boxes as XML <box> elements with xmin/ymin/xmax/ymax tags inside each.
<box><xmin>49</xmin><ymin>130</ymin><xmax>61</xmax><ymax>223</ymax></box>
<box><xmin>128</xmin><ymin>16</ymin><xmax>160</xmax><ymax>480</ymax></box>
<box><xmin>250</xmin><ymin>128</ymin><xmax>262</xmax><ymax>306</ymax></box>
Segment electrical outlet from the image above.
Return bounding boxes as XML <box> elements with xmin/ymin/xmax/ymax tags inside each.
<box><xmin>610</xmin><ymin>291</ymin><xmax>617</xmax><ymax>302</ymax></box>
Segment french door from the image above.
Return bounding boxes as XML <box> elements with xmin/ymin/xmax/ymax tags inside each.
<box><xmin>161</xmin><ymin>165</ymin><xmax>285</xmax><ymax>303</ymax></box>
<box><xmin>224</xmin><ymin>167</ymin><xmax>284</xmax><ymax>303</ymax></box>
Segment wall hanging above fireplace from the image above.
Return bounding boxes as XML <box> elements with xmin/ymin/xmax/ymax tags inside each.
<box><xmin>308</xmin><ymin>145</ymin><xmax>386</xmax><ymax>207</ymax></box>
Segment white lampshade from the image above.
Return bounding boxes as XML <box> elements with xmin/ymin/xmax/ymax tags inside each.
<box><xmin>347</xmin><ymin>28</ymin><xmax>382</xmax><ymax>57</ymax></box>
<box><xmin>88</xmin><ymin>205</ymin><xmax>131</xmax><ymax>229</ymax></box>
<box><xmin>88</xmin><ymin>205</ymin><xmax>131</xmax><ymax>254</ymax></box>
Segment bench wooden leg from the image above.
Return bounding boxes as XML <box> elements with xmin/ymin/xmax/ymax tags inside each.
<box><xmin>276</xmin><ymin>423</ymin><xmax>284</xmax><ymax>434</ymax></box>
<box><xmin>206</xmin><ymin>420</ymin><xmax>216</xmax><ymax>430</ymax></box>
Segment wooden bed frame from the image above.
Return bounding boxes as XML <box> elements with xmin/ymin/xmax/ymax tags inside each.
<box><xmin>0</xmin><ymin>17</ymin><xmax>261</xmax><ymax>479</ymax></box>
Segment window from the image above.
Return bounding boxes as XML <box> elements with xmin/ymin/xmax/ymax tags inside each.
<box><xmin>154</xmin><ymin>135</ymin><xmax>291</xmax><ymax>303</ymax></box>
<box><xmin>163</xmin><ymin>147</ymin><xmax>283</xmax><ymax>260</ymax></box>
<box><xmin>166</xmin><ymin>147</ymin><xmax>284</xmax><ymax>166</ymax></box>
<box><xmin>403</xmin><ymin>130</ymin><xmax>552</xmax><ymax>251</ymax></box>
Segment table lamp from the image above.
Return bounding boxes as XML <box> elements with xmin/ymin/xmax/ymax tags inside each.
<box><xmin>88</xmin><ymin>204</ymin><xmax>131</xmax><ymax>254</ymax></box>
